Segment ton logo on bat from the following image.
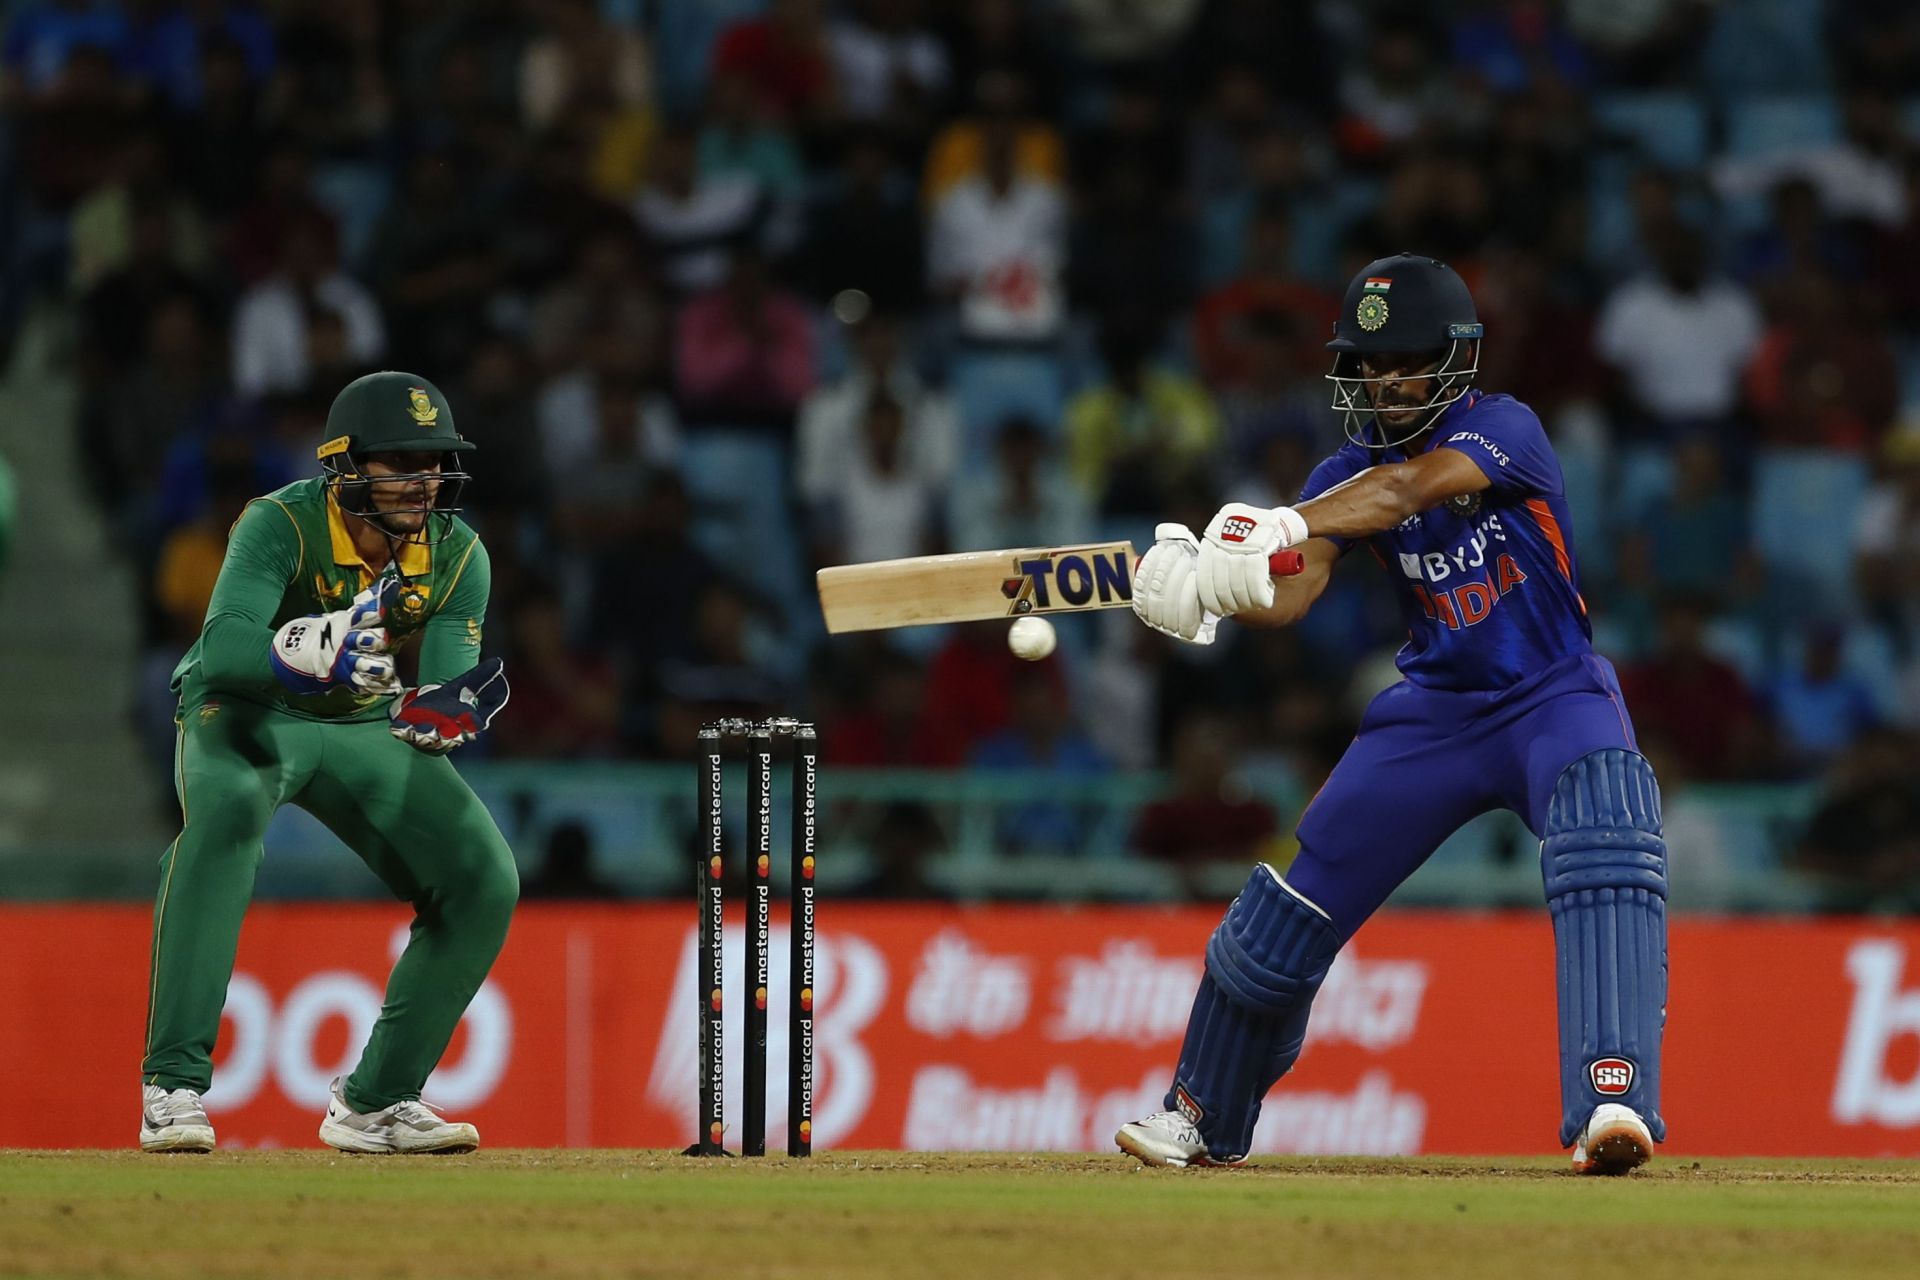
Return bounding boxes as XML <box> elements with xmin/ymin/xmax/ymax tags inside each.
<box><xmin>1001</xmin><ymin>548</ymin><xmax>1132</xmax><ymax>615</ymax></box>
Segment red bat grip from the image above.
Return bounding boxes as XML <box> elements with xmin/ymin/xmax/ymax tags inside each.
<box><xmin>1268</xmin><ymin>549</ymin><xmax>1306</xmax><ymax>576</ymax></box>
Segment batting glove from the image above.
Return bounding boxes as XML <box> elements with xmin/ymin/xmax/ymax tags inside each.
<box><xmin>1132</xmin><ymin>523</ymin><xmax>1219</xmax><ymax>645</ymax></box>
<box><xmin>1198</xmin><ymin>502</ymin><xmax>1308</xmax><ymax>617</ymax></box>
<box><xmin>390</xmin><ymin>657</ymin><xmax>511</xmax><ymax>754</ymax></box>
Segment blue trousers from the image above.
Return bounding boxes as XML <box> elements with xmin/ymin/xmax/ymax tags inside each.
<box><xmin>1289</xmin><ymin>654</ymin><xmax>1638</xmax><ymax>941</ymax></box>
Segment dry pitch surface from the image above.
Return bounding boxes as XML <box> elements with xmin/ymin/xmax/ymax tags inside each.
<box><xmin>4</xmin><ymin>1150</ymin><xmax>1920</xmax><ymax>1280</ymax></box>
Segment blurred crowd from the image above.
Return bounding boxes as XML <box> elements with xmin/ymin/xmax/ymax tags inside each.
<box><xmin>6</xmin><ymin>0</ymin><xmax>1920</xmax><ymax>901</ymax></box>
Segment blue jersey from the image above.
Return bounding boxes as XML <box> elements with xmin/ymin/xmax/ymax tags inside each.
<box><xmin>1301</xmin><ymin>390</ymin><xmax>1591</xmax><ymax>692</ymax></box>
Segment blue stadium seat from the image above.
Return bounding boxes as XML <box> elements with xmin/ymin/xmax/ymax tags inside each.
<box><xmin>1722</xmin><ymin>95</ymin><xmax>1841</xmax><ymax>159</ymax></box>
<box><xmin>1704</xmin><ymin>0</ymin><xmax>1832</xmax><ymax>97</ymax></box>
<box><xmin>1593</xmin><ymin>92</ymin><xmax>1709</xmax><ymax>171</ymax></box>
<box><xmin>680</xmin><ymin>427</ymin><xmax>810</xmax><ymax>631</ymax></box>
<box><xmin>950</xmin><ymin>349</ymin><xmax>1067</xmax><ymax>453</ymax></box>
<box><xmin>1750</xmin><ymin>448</ymin><xmax>1868</xmax><ymax>613</ymax></box>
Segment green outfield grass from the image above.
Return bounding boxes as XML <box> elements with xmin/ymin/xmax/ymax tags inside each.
<box><xmin>4</xmin><ymin>1150</ymin><xmax>1919</xmax><ymax>1279</ymax></box>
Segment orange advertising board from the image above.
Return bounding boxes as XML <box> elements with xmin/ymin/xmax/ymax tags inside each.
<box><xmin>3</xmin><ymin>904</ymin><xmax>1919</xmax><ymax>1155</ymax></box>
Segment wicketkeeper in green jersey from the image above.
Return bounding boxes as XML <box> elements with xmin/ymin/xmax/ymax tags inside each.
<box><xmin>139</xmin><ymin>371</ymin><xmax>517</xmax><ymax>1155</ymax></box>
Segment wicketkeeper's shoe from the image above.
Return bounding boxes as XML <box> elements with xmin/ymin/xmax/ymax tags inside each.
<box><xmin>1572</xmin><ymin>1102</ymin><xmax>1653</xmax><ymax>1175</ymax></box>
<box><xmin>318</xmin><ymin>1077</ymin><xmax>479</xmax><ymax>1155</ymax></box>
<box><xmin>140</xmin><ymin>1084</ymin><xmax>215</xmax><ymax>1153</ymax></box>
<box><xmin>1115</xmin><ymin>1110</ymin><xmax>1245</xmax><ymax>1169</ymax></box>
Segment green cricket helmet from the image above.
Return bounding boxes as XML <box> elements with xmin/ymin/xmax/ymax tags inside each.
<box><xmin>318</xmin><ymin>371</ymin><xmax>474</xmax><ymax>543</ymax></box>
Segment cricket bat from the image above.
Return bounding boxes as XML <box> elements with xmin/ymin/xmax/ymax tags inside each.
<box><xmin>817</xmin><ymin>542</ymin><xmax>1307</xmax><ymax>633</ymax></box>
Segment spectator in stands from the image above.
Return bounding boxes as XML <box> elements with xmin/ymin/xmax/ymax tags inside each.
<box><xmin>1065</xmin><ymin>316</ymin><xmax>1220</xmax><ymax>518</ymax></box>
<box><xmin>587</xmin><ymin>471</ymin><xmax>718</xmax><ymax>696</ymax></box>
<box><xmin>652</xmin><ymin>577</ymin><xmax>788</xmax><ymax>757</ymax></box>
<box><xmin>827</xmin><ymin>0</ymin><xmax>949</xmax><ymax>142</ymax></box>
<box><xmin>67</xmin><ymin>128</ymin><xmax>209</xmax><ymax>295</ymax></box>
<box><xmin>222</xmin><ymin>140</ymin><xmax>334</xmax><ymax>285</ymax></box>
<box><xmin>123</xmin><ymin>0</ymin><xmax>276</xmax><ymax>111</ymax></box>
<box><xmin>1595</xmin><ymin>220</ymin><xmax>1760</xmax><ymax>513</ymax></box>
<box><xmin>1193</xmin><ymin>202</ymin><xmax>1333</xmax><ymax>390</ymax></box>
<box><xmin>1619</xmin><ymin>593</ymin><xmax>1771</xmax><ymax>781</ymax></box>
<box><xmin>1474</xmin><ymin>243</ymin><xmax>1602</xmax><ymax>426</ymax></box>
<box><xmin>1768</xmin><ymin>623</ymin><xmax>1881</xmax><ymax>774</ymax></box>
<box><xmin>922</xmin><ymin>67</ymin><xmax>1063</xmax><ymax>203</ymax></box>
<box><xmin>797</xmin><ymin>310</ymin><xmax>953</xmax><ymax>510</ymax></box>
<box><xmin>11</xmin><ymin>41</ymin><xmax>140</xmax><ymax>222</ymax></box>
<box><xmin>80</xmin><ymin>292</ymin><xmax>225</xmax><ymax>525</ymax></box>
<box><xmin>922</xmin><ymin>621</ymin><xmax>1066</xmax><ymax>762</ymax></box>
<box><xmin>698</xmin><ymin>68</ymin><xmax>806</xmax><ymax>211</ymax></box>
<box><xmin>229</xmin><ymin>216</ymin><xmax>384</xmax><ymax>397</ymax></box>
<box><xmin>709</xmin><ymin>0</ymin><xmax>837</xmax><ymax>130</ymax></box>
<box><xmin>802</xmin><ymin>392</ymin><xmax>945</xmax><ymax>566</ymax></box>
<box><xmin>363</xmin><ymin>146</ymin><xmax>503</xmax><ymax>376</ymax></box>
<box><xmin>1792</xmin><ymin>727</ymin><xmax>1920</xmax><ymax>909</ymax></box>
<box><xmin>673</xmin><ymin>248</ymin><xmax>816</xmax><ymax>427</ymax></box>
<box><xmin>494</xmin><ymin>589</ymin><xmax>622</xmax><ymax>761</ymax></box>
<box><xmin>632</xmin><ymin>124</ymin><xmax>772</xmax><ymax>295</ymax></box>
<box><xmin>522</xmin><ymin>821</ymin><xmax>624</xmax><ymax>900</ymax></box>
<box><xmin>1854</xmin><ymin>427</ymin><xmax>1920</xmax><ymax>668</ymax></box>
<box><xmin>553</xmin><ymin>373</ymin><xmax>679</xmax><ymax>569</ymax></box>
<box><xmin>949</xmin><ymin>415</ymin><xmax>1088</xmax><ymax>554</ymax></box>
<box><xmin>926</xmin><ymin>74</ymin><xmax>1067</xmax><ymax>344</ymax></box>
<box><xmin>1746</xmin><ymin>268</ymin><xmax>1898</xmax><ymax>454</ymax></box>
<box><xmin>970</xmin><ymin>666</ymin><xmax>1110</xmax><ymax>854</ymax></box>
<box><xmin>1612</xmin><ymin>433</ymin><xmax>1757</xmax><ymax>629</ymax></box>
<box><xmin>1131</xmin><ymin>711</ymin><xmax>1280</xmax><ymax>892</ymax></box>
<box><xmin>1</xmin><ymin>0</ymin><xmax>128</xmax><ymax>99</ymax></box>
<box><xmin>935</xmin><ymin>0</ymin><xmax>1057</xmax><ymax>118</ymax></box>
<box><xmin>495</xmin><ymin>126</ymin><xmax>636</xmax><ymax>297</ymax></box>
<box><xmin>1733</xmin><ymin>178</ymin><xmax>1864</xmax><ymax>304</ymax></box>
<box><xmin>798</xmin><ymin>129</ymin><xmax>924</xmax><ymax>310</ymax></box>
<box><xmin>1562</xmin><ymin>0</ymin><xmax>1709</xmax><ymax>87</ymax></box>
<box><xmin>1712</xmin><ymin>87</ymin><xmax>1908</xmax><ymax>231</ymax></box>
<box><xmin>164</xmin><ymin>30</ymin><xmax>270</xmax><ymax>219</ymax></box>
<box><xmin>1333</xmin><ymin>7</ymin><xmax>1447</xmax><ymax>163</ymax></box>
<box><xmin>821</xmin><ymin>647</ymin><xmax>963</xmax><ymax>768</ymax></box>
<box><xmin>443</xmin><ymin>334</ymin><xmax>545</xmax><ymax>538</ymax></box>
<box><xmin>519</xmin><ymin>0</ymin><xmax>653</xmax><ymax>135</ymax></box>
<box><xmin>1068</xmin><ymin>153</ymin><xmax>1192</xmax><ymax>324</ymax></box>
<box><xmin>258</xmin><ymin>0</ymin><xmax>389</xmax><ymax>157</ymax></box>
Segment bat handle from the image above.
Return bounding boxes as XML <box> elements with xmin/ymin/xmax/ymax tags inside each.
<box><xmin>1268</xmin><ymin>550</ymin><xmax>1306</xmax><ymax>576</ymax></box>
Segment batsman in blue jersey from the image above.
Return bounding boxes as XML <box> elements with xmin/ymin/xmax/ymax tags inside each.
<box><xmin>1121</xmin><ymin>254</ymin><xmax>1667</xmax><ymax>1175</ymax></box>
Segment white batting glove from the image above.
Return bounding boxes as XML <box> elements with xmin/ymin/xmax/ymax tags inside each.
<box><xmin>1198</xmin><ymin>502</ymin><xmax>1308</xmax><ymax>617</ymax></box>
<box><xmin>1131</xmin><ymin>523</ymin><xmax>1219</xmax><ymax>645</ymax></box>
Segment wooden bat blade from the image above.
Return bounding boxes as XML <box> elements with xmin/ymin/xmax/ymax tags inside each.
<box><xmin>816</xmin><ymin>543</ymin><xmax>1307</xmax><ymax>634</ymax></box>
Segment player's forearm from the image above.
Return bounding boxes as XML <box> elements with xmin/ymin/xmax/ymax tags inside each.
<box><xmin>1234</xmin><ymin>540</ymin><xmax>1336</xmax><ymax>628</ymax></box>
<box><xmin>193</xmin><ymin>613</ymin><xmax>280</xmax><ymax>690</ymax></box>
<box><xmin>1295</xmin><ymin>464</ymin><xmax>1423</xmax><ymax>540</ymax></box>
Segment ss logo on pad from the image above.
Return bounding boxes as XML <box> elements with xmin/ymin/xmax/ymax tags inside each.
<box><xmin>1589</xmin><ymin>1057</ymin><xmax>1634</xmax><ymax>1095</ymax></box>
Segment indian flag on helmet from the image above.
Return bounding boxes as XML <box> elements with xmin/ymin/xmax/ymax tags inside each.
<box><xmin>1363</xmin><ymin>277</ymin><xmax>1393</xmax><ymax>292</ymax></box>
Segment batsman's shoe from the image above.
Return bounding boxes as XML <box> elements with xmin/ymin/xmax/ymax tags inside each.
<box><xmin>1572</xmin><ymin>1102</ymin><xmax>1653</xmax><ymax>1175</ymax></box>
<box><xmin>140</xmin><ymin>1085</ymin><xmax>215</xmax><ymax>1153</ymax></box>
<box><xmin>319</xmin><ymin>1078</ymin><xmax>479</xmax><ymax>1155</ymax></box>
<box><xmin>1115</xmin><ymin>1110</ymin><xmax>1245</xmax><ymax>1169</ymax></box>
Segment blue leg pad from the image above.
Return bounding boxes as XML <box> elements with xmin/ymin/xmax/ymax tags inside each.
<box><xmin>1543</xmin><ymin>748</ymin><xmax>1668</xmax><ymax>1146</ymax></box>
<box><xmin>1165</xmin><ymin>864</ymin><xmax>1341</xmax><ymax>1159</ymax></box>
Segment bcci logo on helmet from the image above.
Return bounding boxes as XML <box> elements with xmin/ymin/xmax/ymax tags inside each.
<box><xmin>1588</xmin><ymin>1057</ymin><xmax>1635</xmax><ymax>1095</ymax></box>
<box><xmin>1220</xmin><ymin>515</ymin><xmax>1258</xmax><ymax>543</ymax></box>
<box><xmin>1356</xmin><ymin>293</ymin><xmax>1389</xmax><ymax>332</ymax></box>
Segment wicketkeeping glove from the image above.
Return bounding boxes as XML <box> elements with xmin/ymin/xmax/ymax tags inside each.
<box><xmin>389</xmin><ymin>657</ymin><xmax>510</xmax><ymax>754</ymax></box>
<box><xmin>268</xmin><ymin>582</ymin><xmax>403</xmax><ymax>696</ymax></box>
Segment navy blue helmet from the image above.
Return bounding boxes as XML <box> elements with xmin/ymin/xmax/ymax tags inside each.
<box><xmin>1326</xmin><ymin>254</ymin><xmax>1483</xmax><ymax>449</ymax></box>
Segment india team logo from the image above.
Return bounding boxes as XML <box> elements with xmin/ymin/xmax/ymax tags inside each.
<box><xmin>1589</xmin><ymin>1057</ymin><xmax>1635</xmax><ymax>1095</ymax></box>
<box><xmin>1356</xmin><ymin>293</ymin><xmax>1389</xmax><ymax>332</ymax></box>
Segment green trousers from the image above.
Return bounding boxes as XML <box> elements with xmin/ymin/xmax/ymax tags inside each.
<box><xmin>141</xmin><ymin>694</ymin><xmax>519</xmax><ymax>1112</ymax></box>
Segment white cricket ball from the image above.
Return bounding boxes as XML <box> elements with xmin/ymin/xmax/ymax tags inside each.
<box><xmin>1008</xmin><ymin>615</ymin><xmax>1058</xmax><ymax>661</ymax></box>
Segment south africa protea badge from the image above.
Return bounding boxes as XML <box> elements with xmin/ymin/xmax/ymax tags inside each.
<box><xmin>1356</xmin><ymin>293</ymin><xmax>1389</xmax><ymax>332</ymax></box>
<box><xmin>392</xmin><ymin>582</ymin><xmax>431</xmax><ymax>629</ymax></box>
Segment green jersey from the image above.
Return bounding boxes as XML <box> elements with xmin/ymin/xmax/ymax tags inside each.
<box><xmin>171</xmin><ymin>477</ymin><xmax>491</xmax><ymax>721</ymax></box>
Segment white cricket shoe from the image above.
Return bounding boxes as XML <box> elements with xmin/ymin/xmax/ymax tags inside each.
<box><xmin>319</xmin><ymin>1077</ymin><xmax>479</xmax><ymax>1155</ymax></box>
<box><xmin>1572</xmin><ymin>1102</ymin><xmax>1653</xmax><ymax>1175</ymax></box>
<box><xmin>140</xmin><ymin>1084</ymin><xmax>215</xmax><ymax>1153</ymax></box>
<box><xmin>1115</xmin><ymin>1110</ymin><xmax>1243</xmax><ymax>1168</ymax></box>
